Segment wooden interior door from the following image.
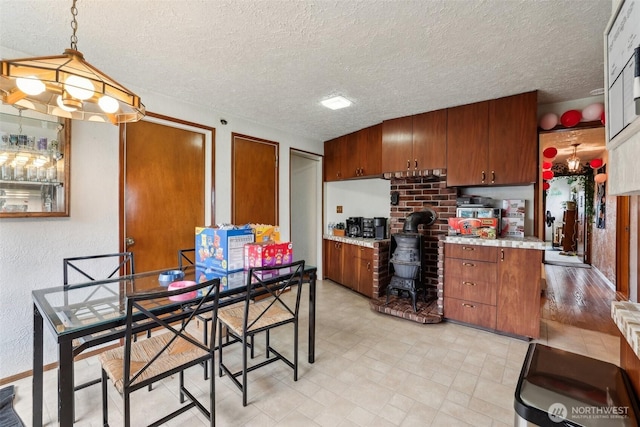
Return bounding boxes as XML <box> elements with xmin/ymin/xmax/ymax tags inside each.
<box><xmin>617</xmin><ymin>196</ymin><xmax>630</xmax><ymax>299</ymax></box>
<box><xmin>232</xmin><ymin>134</ymin><xmax>278</xmax><ymax>225</ymax></box>
<box><xmin>122</xmin><ymin>117</ymin><xmax>207</xmax><ymax>272</ymax></box>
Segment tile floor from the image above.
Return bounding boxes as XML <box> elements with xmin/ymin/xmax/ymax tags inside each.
<box><xmin>8</xmin><ymin>279</ymin><xmax>620</xmax><ymax>426</ymax></box>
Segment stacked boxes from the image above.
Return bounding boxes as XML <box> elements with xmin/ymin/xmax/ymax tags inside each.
<box><xmin>244</xmin><ymin>241</ymin><xmax>293</xmax><ymax>269</ymax></box>
<box><xmin>501</xmin><ymin>199</ymin><xmax>525</xmax><ymax>238</ymax></box>
<box><xmin>447</xmin><ymin>217</ymin><xmax>499</xmax><ymax>239</ymax></box>
<box><xmin>195</xmin><ymin>227</ymin><xmax>255</xmax><ymax>273</ymax></box>
<box><xmin>251</xmin><ymin>224</ymin><xmax>281</xmax><ymax>242</ymax></box>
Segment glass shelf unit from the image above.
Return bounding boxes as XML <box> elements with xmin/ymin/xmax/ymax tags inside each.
<box><xmin>0</xmin><ymin>104</ymin><xmax>71</xmax><ymax>217</ymax></box>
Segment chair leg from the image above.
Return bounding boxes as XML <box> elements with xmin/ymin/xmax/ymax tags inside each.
<box><xmin>209</xmin><ymin>355</ymin><xmax>215</xmax><ymax>427</ymax></box>
<box><xmin>101</xmin><ymin>369</ymin><xmax>108</xmax><ymax>427</ymax></box>
<box><xmin>203</xmin><ymin>320</ymin><xmax>209</xmax><ymax>380</ymax></box>
<box><xmin>294</xmin><ymin>321</ymin><xmax>299</xmax><ymax>381</ymax></box>
<box><xmin>218</xmin><ymin>321</ymin><xmax>223</xmax><ymax>378</ymax></box>
<box><xmin>124</xmin><ymin>390</ymin><xmax>131</xmax><ymax>427</ymax></box>
<box><xmin>242</xmin><ymin>333</ymin><xmax>248</xmax><ymax>407</ymax></box>
<box><xmin>180</xmin><ymin>370</ymin><xmax>185</xmax><ymax>403</ymax></box>
<box><xmin>266</xmin><ymin>330</ymin><xmax>270</xmax><ymax>358</ymax></box>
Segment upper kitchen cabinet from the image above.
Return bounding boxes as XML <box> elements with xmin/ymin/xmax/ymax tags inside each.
<box><xmin>325</xmin><ymin>124</ymin><xmax>382</xmax><ymax>181</ymax></box>
<box><xmin>343</xmin><ymin>124</ymin><xmax>382</xmax><ymax>179</ymax></box>
<box><xmin>0</xmin><ymin>106</ymin><xmax>71</xmax><ymax>217</ymax></box>
<box><xmin>382</xmin><ymin>109</ymin><xmax>447</xmax><ymax>174</ymax></box>
<box><xmin>324</xmin><ymin>135</ymin><xmax>345</xmax><ymax>181</ymax></box>
<box><xmin>446</xmin><ymin>91</ymin><xmax>537</xmax><ymax>186</ymax></box>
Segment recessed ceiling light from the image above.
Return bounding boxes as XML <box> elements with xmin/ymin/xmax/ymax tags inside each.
<box><xmin>321</xmin><ymin>95</ymin><xmax>352</xmax><ymax>110</ymax></box>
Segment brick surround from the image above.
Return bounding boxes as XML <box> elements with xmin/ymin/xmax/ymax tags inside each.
<box><xmin>387</xmin><ymin>169</ymin><xmax>457</xmax><ymax>315</ymax></box>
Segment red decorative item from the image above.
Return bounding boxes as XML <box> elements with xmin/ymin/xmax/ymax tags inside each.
<box><xmin>542</xmin><ymin>147</ymin><xmax>557</xmax><ymax>159</ymax></box>
<box><xmin>542</xmin><ymin>170</ymin><xmax>554</xmax><ymax>180</ymax></box>
<box><xmin>601</xmin><ymin>111</ymin><xmax>606</xmax><ymax>125</ymax></box>
<box><xmin>542</xmin><ymin>161</ymin><xmax>553</xmax><ymax>170</ymax></box>
<box><xmin>543</xmin><ymin>182</ymin><xmax>550</xmax><ymax>190</ymax></box>
<box><xmin>590</xmin><ymin>158</ymin><xmax>603</xmax><ymax>169</ymax></box>
<box><xmin>560</xmin><ymin>110</ymin><xmax>581</xmax><ymax>127</ymax></box>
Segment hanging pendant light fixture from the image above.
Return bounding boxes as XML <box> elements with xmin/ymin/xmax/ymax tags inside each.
<box><xmin>566</xmin><ymin>143</ymin><xmax>581</xmax><ymax>173</ymax></box>
<box><xmin>0</xmin><ymin>0</ymin><xmax>145</xmax><ymax>124</ymax></box>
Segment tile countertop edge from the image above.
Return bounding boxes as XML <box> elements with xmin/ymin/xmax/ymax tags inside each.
<box><xmin>322</xmin><ymin>234</ymin><xmax>390</xmax><ymax>248</ymax></box>
<box><xmin>611</xmin><ymin>301</ymin><xmax>640</xmax><ymax>359</ymax></box>
<box><xmin>443</xmin><ymin>235</ymin><xmax>546</xmax><ymax>250</ymax></box>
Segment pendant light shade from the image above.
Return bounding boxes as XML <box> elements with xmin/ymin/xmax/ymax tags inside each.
<box><xmin>566</xmin><ymin>143</ymin><xmax>581</xmax><ymax>173</ymax></box>
<box><xmin>0</xmin><ymin>1</ymin><xmax>144</xmax><ymax>124</ymax></box>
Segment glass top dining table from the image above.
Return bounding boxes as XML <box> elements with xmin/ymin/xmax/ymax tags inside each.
<box><xmin>31</xmin><ymin>263</ymin><xmax>317</xmax><ymax>426</ymax></box>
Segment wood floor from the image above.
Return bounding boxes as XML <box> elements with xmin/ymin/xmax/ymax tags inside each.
<box><xmin>542</xmin><ymin>263</ymin><xmax>622</xmax><ymax>335</ymax></box>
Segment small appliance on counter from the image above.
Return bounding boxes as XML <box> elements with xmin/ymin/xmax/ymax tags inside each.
<box><xmin>362</xmin><ymin>218</ymin><xmax>375</xmax><ymax>238</ymax></box>
<box><xmin>346</xmin><ymin>217</ymin><xmax>363</xmax><ymax>238</ymax></box>
<box><xmin>374</xmin><ymin>217</ymin><xmax>387</xmax><ymax>240</ymax></box>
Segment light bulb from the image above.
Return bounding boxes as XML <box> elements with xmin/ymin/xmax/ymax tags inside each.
<box><xmin>16</xmin><ymin>76</ymin><xmax>45</xmax><ymax>95</ymax></box>
<box><xmin>98</xmin><ymin>95</ymin><xmax>119</xmax><ymax>113</ymax></box>
<box><xmin>64</xmin><ymin>75</ymin><xmax>94</xmax><ymax>100</ymax></box>
<box><xmin>56</xmin><ymin>95</ymin><xmax>77</xmax><ymax>112</ymax></box>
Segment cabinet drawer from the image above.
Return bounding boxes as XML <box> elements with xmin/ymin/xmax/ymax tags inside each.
<box><xmin>444</xmin><ymin>276</ymin><xmax>497</xmax><ymax>305</ymax></box>
<box><xmin>446</xmin><ymin>244</ymin><xmax>498</xmax><ymax>262</ymax></box>
<box><xmin>444</xmin><ymin>258</ymin><xmax>496</xmax><ymax>283</ymax></box>
<box><xmin>444</xmin><ymin>297</ymin><xmax>496</xmax><ymax>329</ymax></box>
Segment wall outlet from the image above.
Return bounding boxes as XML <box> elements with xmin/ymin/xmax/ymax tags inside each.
<box><xmin>336</xmin><ymin>205</ymin><xmax>343</xmax><ymax>213</ymax></box>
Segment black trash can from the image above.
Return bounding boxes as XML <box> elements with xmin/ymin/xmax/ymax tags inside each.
<box><xmin>514</xmin><ymin>343</ymin><xmax>640</xmax><ymax>426</ymax></box>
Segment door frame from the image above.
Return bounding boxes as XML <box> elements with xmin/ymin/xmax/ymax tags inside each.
<box><xmin>617</xmin><ymin>195</ymin><xmax>630</xmax><ymax>298</ymax></box>
<box><xmin>119</xmin><ymin>111</ymin><xmax>215</xmax><ymax>252</ymax></box>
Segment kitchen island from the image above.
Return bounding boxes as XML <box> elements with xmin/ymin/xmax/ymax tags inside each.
<box><xmin>441</xmin><ymin>236</ymin><xmax>545</xmax><ymax>339</ymax></box>
<box><xmin>612</xmin><ymin>302</ymin><xmax>640</xmax><ymax>396</ymax></box>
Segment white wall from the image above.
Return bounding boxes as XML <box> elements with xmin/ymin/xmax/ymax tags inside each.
<box><xmin>324</xmin><ymin>179</ymin><xmax>391</xmax><ymax>228</ymax></box>
<box><xmin>0</xmin><ymin>45</ymin><xmax>324</xmax><ymax>379</ymax></box>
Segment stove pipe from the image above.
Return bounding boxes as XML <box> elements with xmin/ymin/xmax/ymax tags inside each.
<box><xmin>402</xmin><ymin>209</ymin><xmax>437</xmax><ymax>233</ymax></box>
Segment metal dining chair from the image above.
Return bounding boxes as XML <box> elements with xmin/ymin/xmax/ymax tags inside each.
<box><xmin>217</xmin><ymin>260</ymin><xmax>305</xmax><ymax>406</ymax></box>
<box><xmin>99</xmin><ymin>279</ymin><xmax>219</xmax><ymax>427</ymax></box>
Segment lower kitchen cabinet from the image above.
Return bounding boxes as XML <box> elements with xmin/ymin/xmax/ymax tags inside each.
<box><xmin>444</xmin><ymin>243</ymin><xmax>541</xmax><ymax>338</ymax></box>
<box><xmin>323</xmin><ymin>239</ymin><xmax>373</xmax><ymax>298</ymax></box>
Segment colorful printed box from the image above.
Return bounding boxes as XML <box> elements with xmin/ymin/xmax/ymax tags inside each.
<box><xmin>447</xmin><ymin>217</ymin><xmax>498</xmax><ymax>239</ymax></box>
<box><xmin>195</xmin><ymin>227</ymin><xmax>255</xmax><ymax>273</ymax></box>
<box><xmin>244</xmin><ymin>241</ymin><xmax>293</xmax><ymax>269</ymax></box>
<box><xmin>502</xmin><ymin>199</ymin><xmax>526</xmax><ymax>218</ymax></box>
<box><xmin>500</xmin><ymin>216</ymin><xmax>525</xmax><ymax>238</ymax></box>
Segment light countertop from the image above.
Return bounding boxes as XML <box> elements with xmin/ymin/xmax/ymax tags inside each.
<box><xmin>611</xmin><ymin>301</ymin><xmax>640</xmax><ymax>358</ymax></box>
<box><xmin>323</xmin><ymin>234</ymin><xmax>390</xmax><ymax>248</ymax></box>
<box><xmin>444</xmin><ymin>235</ymin><xmax>546</xmax><ymax>250</ymax></box>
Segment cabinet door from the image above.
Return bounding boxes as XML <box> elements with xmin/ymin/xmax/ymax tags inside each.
<box><xmin>357</xmin><ymin>247</ymin><xmax>373</xmax><ymax>298</ymax></box>
<box><xmin>342</xmin><ymin>243</ymin><xmax>360</xmax><ymax>290</ymax></box>
<box><xmin>381</xmin><ymin>116</ymin><xmax>413</xmax><ymax>173</ymax></box>
<box><xmin>446</xmin><ymin>243</ymin><xmax>498</xmax><ymax>262</ymax></box>
<box><xmin>342</xmin><ymin>132</ymin><xmax>359</xmax><ymax>179</ymax></box>
<box><xmin>412</xmin><ymin>109</ymin><xmax>447</xmax><ymax>170</ymax></box>
<box><xmin>496</xmin><ymin>248</ymin><xmax>541</xmax><ymax>338</ymax></box>
<box><xmin>359</xmin><ymin>124</ymin><xmax>382</xmax><ymax>177</ymax></box>
<box><xmin>324</xmin><ymin>240</ymin><xmax>344</xmax><ymax>282</ymax></box>
<box><xmin>446</xmin><ymin>101</ymin><xmax>489</xmax><ymax>186</ymax></box>
<box><xmin>488</xmin><ymin>91</ymin><xmax>537</xmax><ymax>185</ymax></box>
<box><xmin>324</xmin><ymin>137</ymin><xmax>344</xmax><ymax>181</ymax></box>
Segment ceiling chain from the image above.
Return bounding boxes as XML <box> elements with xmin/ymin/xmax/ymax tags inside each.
<box><xmin>70</xmin><ymin>0</ymin><xmax>78</xmax><ymax>51</ymax></box>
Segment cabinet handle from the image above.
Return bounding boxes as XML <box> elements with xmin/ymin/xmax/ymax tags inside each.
<box><xmin>414</xmin><ymin>159</ymin><xmax>418</xmax><ymax>169</ymax></box>
<box><xmin>406</xmin><ymin>160</ymin><xmax>410</xmax><ymax>170</ymax></box>
<box><xmin>359</xmin><ymin>167</ymin><xmax>364</xmax><ymax>176</ymax></box>
<box><xmin>462</xmin><ymin>262</ymin><xmax>475</xmax><ymax>267</ymax></box>
<box><xmin>481</xmin><ymin>171</ymin><xmax>486</xmax><ymax>183</ymax></box>
<box><xmin>462</xmin><ymin>281</ymin><xmax>476</xmax><ymax>286</ymax></box>
<box><xmin>462</xmin><ymin>303</ymin><xmax>475</xmax><ymax>308</ymax></box>
<box><xmin>500</xmin><ymin>249</ymin><xmax>504</xmax><ymax>261</ymax></box>
<box><xmin>491</xmin><ymin>170</ymin><xmax>495</xmax><ymax>183</ymax></box>
<box><xmin>367</xmin><ymin>262</ymin><xmax>371</xmax><ymax>271</ymax></box>
<box><xmin>462</xmin><ymin>246</ymin><xmax>475</xmax><ymax>251</ymax></box>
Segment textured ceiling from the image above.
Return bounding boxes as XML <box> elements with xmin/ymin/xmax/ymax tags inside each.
<box><xmin>0</xmin><ymin>0</ymin><xmax>613</xmax><ymax>142</ymax></box>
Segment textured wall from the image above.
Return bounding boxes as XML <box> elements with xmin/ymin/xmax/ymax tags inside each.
<box><xmin>591</xmin><ymin>191</ymin><xmax>617</xmax><ymax>285</ymax></box>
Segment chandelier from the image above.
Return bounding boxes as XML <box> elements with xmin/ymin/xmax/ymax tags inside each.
<box><xmin>566</xmin><ymin>143</ymin><xmax>581</xmax><ymax>173</ymax></box>
<box><xmin>0</xmin><ymin>0</ymin><xmax>145</xmax><ymax>124</ymax></box>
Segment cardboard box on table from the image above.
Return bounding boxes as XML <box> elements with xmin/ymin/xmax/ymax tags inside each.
<box><xmin>244</xmin><ymin>241</ymin><xmax>293</xmax><ymax>269</ymax></box>
<box><xmin>195</xmin><ymin>227</ymin><xmax>255</xmax><ymax>273</ymax></box>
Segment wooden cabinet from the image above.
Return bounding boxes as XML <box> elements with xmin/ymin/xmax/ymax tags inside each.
<box><xmin>446</xmin><ymin>91</ymin><xmax>537</xmax><ymax>186</ymax></box>
<box><xmin>561</xmin><ymin>209</ymin><xmax>578</xmax><ymax>252</ymax></box>
<box><xmin>496</xmin><ymin>247</ymin><xmax>541</xmax><ymax>338</ymax></box>
<box><xmin>343</xmin><ymin>124</ymin><xmax>382</xmax><ymax>179</ymax></box>
<box><xmin>323</xmin><ymin>239</ymin><xmax>373</xmax><ymax>298</ymax></box>
<box><xmin>382</xmin><ymin>110</ymin><xmax>447</xmax><ymax>173</ymax></box>
<box><xmin>444</xmin><ymin>243</ymin><xmax>541</xmax><ymax>338</ymax></box>
<box><xmin>324</xmin><ymin>239</ymin><xmax>344</xmax><ymax>283</ymax></box>
<box><xmin>324</xmin><ymin>136</ymin><xmax>345</xmax><ymax>182</ymax></box>
<box><xmin>444</xmin><ymin>244</ymin><xmax>498</xmax><ymax>329</ymax></box>
<box><xmin>325</xmin><ymin>124</ymin><xmax>382</xmax><ymax>181</ymax></box>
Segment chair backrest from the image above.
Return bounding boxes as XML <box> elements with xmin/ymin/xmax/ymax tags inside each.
<box><xmin>178</xmin><ymin>248</ymin><xmax>196</xmax><ymax>269</ymax></box>
<box><xmin>63</xmin><ymin>252</ymin><xmax>135</xmax><ymax>287</ymax></box>
<box><xmin>123</xmin><ymin>279</ymin><xmax>220</xmax><ymax>390</ymax></box>
<box><xmin>244</xmin><ymin>260</ymin><xmax>305</xmax><ymax>331</ymax></box>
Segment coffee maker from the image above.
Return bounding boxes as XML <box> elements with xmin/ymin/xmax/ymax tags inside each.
<box><xmin>374</xmin><ymin>217</ymin><xmax>387</xmax><ymax>240</ymax></box>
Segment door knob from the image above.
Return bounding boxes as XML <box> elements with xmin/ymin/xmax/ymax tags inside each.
<box><xmin>125</xmin><ymin>237</ymin><xmax>135</xmax><ymax>246</ymax></box>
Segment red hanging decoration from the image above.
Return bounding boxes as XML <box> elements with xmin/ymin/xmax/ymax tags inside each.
<box><xmin>543</xmin><ymin>182</ymin><xmax>550</xmax><ymax>190</ymax></box>
<box><xmin>590</xmin><ymin>158</ymin><xmax>603</xmax><ymax>169</ymax></box>
<box><xmin>542</xmin><ymin>147</ymin><xmax>558</xmax><ymax>159</ymax></box>
<box><xmin>542</xmin><ymin>161</ymin><xmax>553</xmax><ymax>170</ymax></box>
<box><xmin>542</xmin><ymin>170</ymin><xmax>554</xmax><ymax>180</ymax></box>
